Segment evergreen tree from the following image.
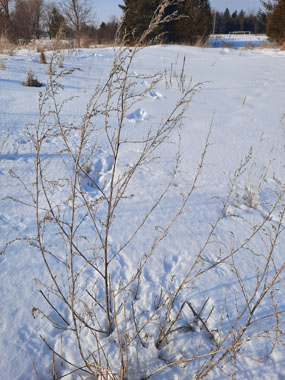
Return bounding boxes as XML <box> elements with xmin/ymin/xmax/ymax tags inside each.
<box><xmin>50</xmin><ymin>6</ymin><xmax>64</xmax><ymax>38</ymax></box>
<box><xmin>231</xmin><ymin>10</ymin><xmax>239</xmax><ymax>31</ymax></box>
<box><xmin>118</xmin><ymin>0</ymin><xmax>160</xmax><ymax>43</ymax></box>
<box><xmin>256</xmin><ymin>8</ymin><xmax>267</xmax><ymax>33</ymax></box>
<box><xmin>244</xmin><ymin>12</ymin><xmax>257</xmax><ymax>33</ymax></box>
<box><xmin>222</xmin><ymin>8</ymin><xmax>236</xmax><ymax>33</ymax></box>
<box><xmin>222</xmin><ymin>8</ymin><xmax>230</xmax><ymax>33</ymax></box>
<box><xmin>97</xmin><ymin>18</ymin><xmax>118</xmax><ymax>44</ymax></box>
<box><xmin>172</xmin><ymin>0</ymin><xmax>212</xmax><ymax>44</ymax></box>
<box><xmin>237</xmin><ymin>10</ymin><xmax>245</xmax><ymax>31</ymax></box>
<box><xmin>261</xmin><ymin>0</ymin><xmax>276</xmax><ymax>13</ymax></box>
<box><xmin>119</xmin><ymin>0</ymin><xmax>212</xmax><ymax>45</ymax></box>
<box><xmin>266</xmin><ymin>0</ymin><xmax>285</xmax><ymax>43</ymax></box>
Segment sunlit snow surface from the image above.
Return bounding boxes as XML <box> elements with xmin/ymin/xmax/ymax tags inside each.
<box><xmin>0</xmin><ymin>37</ymin><xmax>284</xmax><ymax>379</ymax></box>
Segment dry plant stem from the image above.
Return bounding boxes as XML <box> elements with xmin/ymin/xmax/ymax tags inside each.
<box><xmin>145</xmin><ymin>320</ymin><xmax>283</xmax><ymax>379</ymax></box>
<box><xmin>26</xmin><ymin>4</ymin><xmax>285</xmax><ymax>378</ymax></box>
<box><xmin>190</xmin><ymin>206</ymin><xmax>285</xmax><ymax>379</ymax></box>
<box><xmin>102</xmin><ymin>48</ymin><xmax>135</xmax><ymax>333</ymax></box>
<box><xmin>128</xmin><ymin>117</ymin><xmax>212</xmax><ymax>292</ymax></box>
<box><xmin>113</xmin><ymin>295</ymin><xmax>127</xmax><ymax>379</ymax></box>
<box><xmin>32</xmin><ymin>361</ymin><xmax>42</xmax><ymax>380</ymax></box>
<box><xmin>34</xmin><ymin>34</ymin><xmax>196</xmax><ymax>375</ymax></box>
<box><xmin>35</xmin><ymin>90</ymin><xmax>71</xmax><ymax>312</ymax></box>
<box><xmin>52</xmin><ymin>351</ymin><xmax>58</xmax><ymax>380</ymax></box>
<box><xmin>40</xmin><ymin>335</ymin><xmax>93</xmax><ymax>377</ymax></box>
<box><xmin>0</xmin><ymin>51</ymin><xmax>280</xmax><ymax>380</ymax></box>
<box><xmin>187</xmin><ymin>301</ymin><xmax>218</xmax><ymax>345</ymax></box>
<box><xmin>68</xmin><ymin>124</ymin><xmax>91</xmax><ymax>370</ymax></box>
<box><xmin>182</xmin><ymin>176</ymin><xmax>284</xmax><ymax>291</ymax></box>
<box><xmin>124</xmin><ymin>125</ymin><xmax>213</xmax><ymax>347</ymax></box>
<box><xmin>35</xmin><ymin>128</ymin><xmax>106</xmax><ymax>334</ymax></box>
<box><xmin>39</xmin><ymin>290</ymin><xmax>70</xmax><ymax>327</ymax></box>
<box><xmin>196</xmin><ymin>264</ymin><xmax>285</xmax><ymax>379</ymax></box>
<box><xmin>130</xmin><ymin>165</ymin><xmax>284</xmax><ymax>376</ymax></box>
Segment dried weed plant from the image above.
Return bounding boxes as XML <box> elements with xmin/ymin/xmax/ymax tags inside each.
<box><xmin>0</xmin><ymin>59</ymin><xmax>5</xmax><ymax>70</ymax></box>
<box><xmin>40</xmin><ymin>51</ymin><xmax>47</xmax><ymax>64</ymax></box>
<box><xmin>23</xmin><ymin>70</ymin><xmax>42</xmax><ymax>87</ymax></box>
<box><xmin>4</xmin><ymin>2</ymin><xmax>285</xmax><ymax>379</ymax></box>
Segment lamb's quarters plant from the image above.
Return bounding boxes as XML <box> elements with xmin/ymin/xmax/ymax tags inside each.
<box><xmin>1</xmin><ymin>3</ymin><xmax>284</xmax><ymax>379</ymax></box>
<box><xmin>23</xmin><ymin>18</ymin><xmax>285</xmax><ymax>380</ymax></box>
<box><xmin>28</xmin><ymin>49</ymin><xmax>285</xmax><ymax>378</ymax></box>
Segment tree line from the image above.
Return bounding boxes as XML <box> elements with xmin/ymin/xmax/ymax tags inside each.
<box><xmin>0</xmin><ymin>0</ymin><xmax>284</xmax><ymax>45</ymax></box>
<box><xmin>213</xmin><ymin>0</ymin><xmax>285</xmax><ymax>40</ymax></box>
<box><xmin>118</xmin><ymin>0</ymin><xmax>212</xmax><ymax>45</ymax></box>
<box><xmin>212</xmin><ymin>8</ymin><xmax>267</xmax><ymax>34</ymax></box>
<box><xmin>119</xmin><ymin>0</ymin><xmax>285</xmax><ymax>45</ymax></box>
<box><xmin>0</xmin><ymin>0</ymin><xmax>118</xmax><ymax>44</ymax></box>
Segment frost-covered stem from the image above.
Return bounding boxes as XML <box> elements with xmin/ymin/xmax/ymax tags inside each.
<box><xmin>103</xmin><ymin>47</ymin><xmax>138</xmax><ymax>333</ymax></box>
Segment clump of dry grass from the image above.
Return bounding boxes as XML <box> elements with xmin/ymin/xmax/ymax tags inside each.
<box><xmin>192</xmin><ymin>37</ymin><xmax>212</xmax><ymax>48</ymax></box>
<box><xmin>257</xmin><ymin>40</ymin><xmax>279</xmax><ymax>49</ymax></box>
<box><xmin>79</xmin><ymin>35</ymin><xmax>91</xmax><ymax>48</ymax></box>
<box><xmin>0</xmin><ymin>59</ymin><xmax>5</xmax><ymax>70</ymax></box>
<box><xmin>0</xmin><ymin>36</ymin><xmax>16</xmax><ymax>55</ymax></box>
<box><xmin>23</xmin><ymin>70</ymin><xmax>42</xmax><ymax>87</ymax></box>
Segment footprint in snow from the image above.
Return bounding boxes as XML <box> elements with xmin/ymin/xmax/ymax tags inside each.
<box><xmin>149</xmin><ymin>90</ymin><xmax>162</xmax><ymax>100</ymax></box>
<box><xmin>127</xmin><ymin>108</ymin><xmax>149</xmax><ymax>123</ymax></box>
<box><xmin>80</xmin><ymin>151</ymin><xmax>113</xmax><ymax>194</ymax></box>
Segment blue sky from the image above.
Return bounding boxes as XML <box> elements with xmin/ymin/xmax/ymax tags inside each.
<box><xmin>94</xmin><ymin>0</ymin><xmax>262</xmax><ymax>23</ymax></box>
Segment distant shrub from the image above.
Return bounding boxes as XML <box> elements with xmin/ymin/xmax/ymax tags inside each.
<box><xmin>23</xmin><ymin>71</ymin><xmax>42</xmax><ymax>87</ymax></box>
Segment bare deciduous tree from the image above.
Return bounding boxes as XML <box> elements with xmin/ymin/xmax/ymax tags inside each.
<box><xmin>0</xmin><ymin>0</ymin><xmax>13</xmax><ymax>37</ymax></box>
<box><xmin>60</xmin><ymin>0</ymin><xmax>93</xmax><ymax>44</ymax></box>
<box><xmin>12</xmin><ymin>0</ymin><xmax>43</xmax><ymax>40</ymax></box>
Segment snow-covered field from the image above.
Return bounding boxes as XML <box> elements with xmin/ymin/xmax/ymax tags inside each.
<box><xmin>0</xmin><ymin>41</ymin><xmax>284</xmax><ymax>379</ymax></box>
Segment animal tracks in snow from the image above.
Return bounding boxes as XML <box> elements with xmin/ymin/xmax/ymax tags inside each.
<box><xmin>148</xmin><ymin>90</ymin><xmax>162</xmax><ymax>100</ymax></box>
<box><xmin>126</xmin><ymin>90</ymin><xmax>163</xmax><ymax>123</ymax></box>
<box><xmin>80</xmin><ymin>150</ymin><xmax>113</xmax><ymax>195</ymax></box>
<box><xmin>127</xmin><ymin>108</ymin><xmax>149</xmax><ymax>123</ymax></box>
<box><xmin>125</xmin><ymin>70</ymin><xmax>163</xmax><ymax>124</ymax></box>
<box><xmin>126</xmin><ymin>94</ymin><xmax>161</xmax><ymax>124</ymax></box>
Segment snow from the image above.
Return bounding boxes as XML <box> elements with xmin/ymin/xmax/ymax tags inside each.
<box><xmin>0</xmin><ymin>41</ymin><xmax>284</xmax><ymax>379</ymax></box>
